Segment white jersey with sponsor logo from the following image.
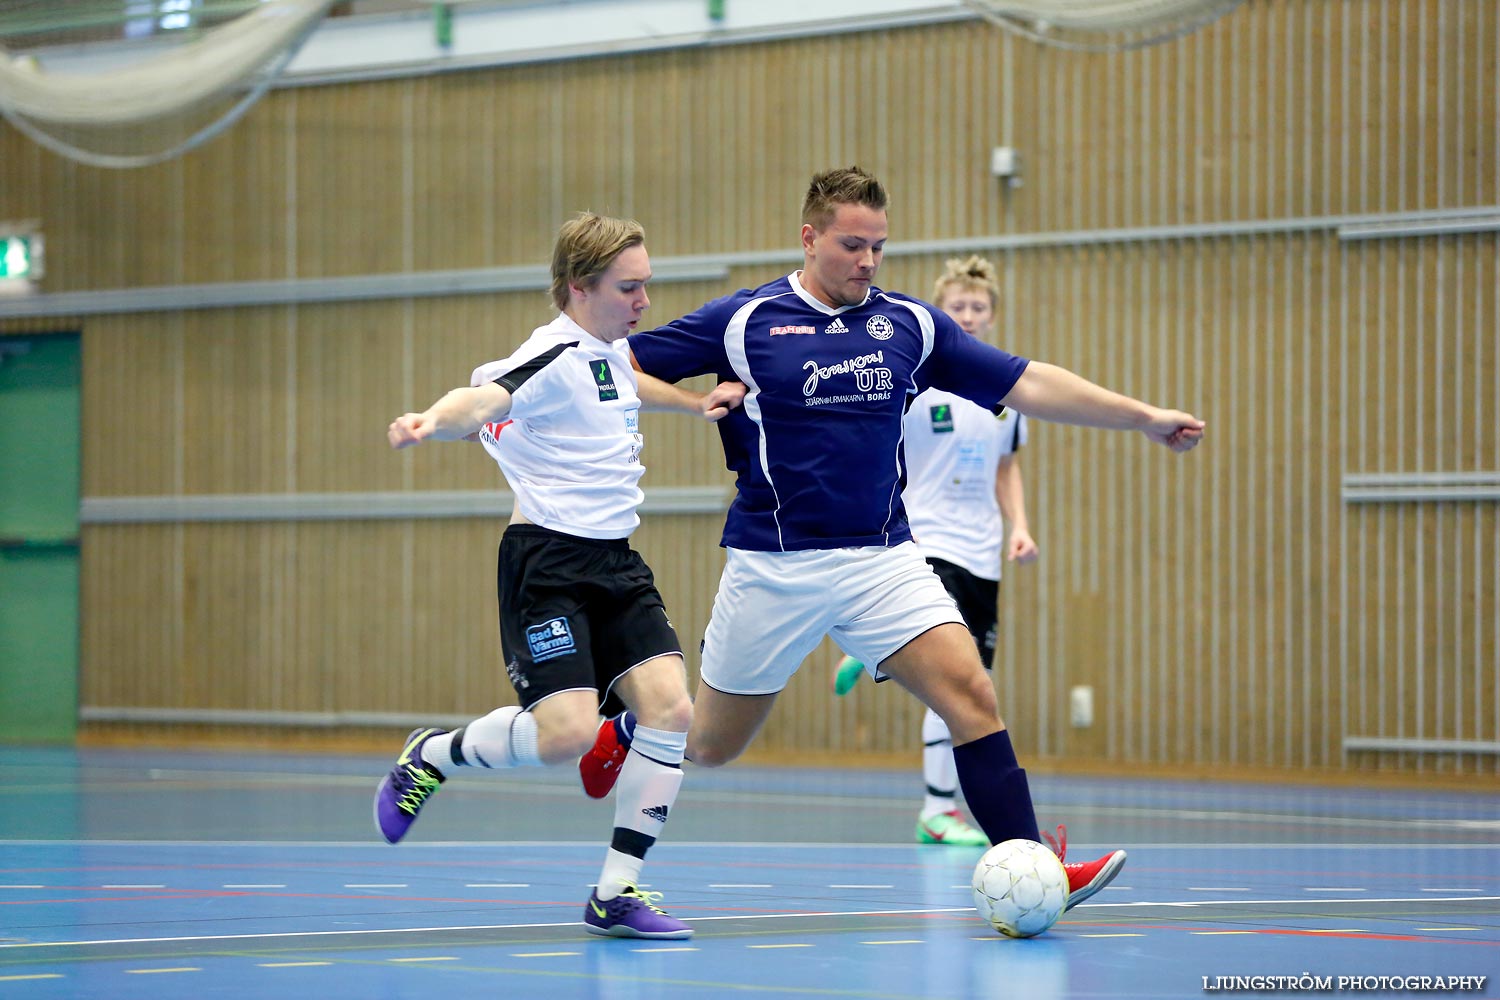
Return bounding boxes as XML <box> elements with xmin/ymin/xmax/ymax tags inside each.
<box><xmin>471</xmin><ymin>313</ymin><xmax>644</xmax><ymax>539</ymax></box>
<box><xmin>901</xmin><ymin>389</ymin><xmax>1027</xmax><ymax>582</ymax></box>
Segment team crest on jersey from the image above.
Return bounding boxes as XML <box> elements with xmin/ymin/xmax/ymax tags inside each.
<box><xmin>591</xmin><ymin>359</ymin><xmax>619</xmax><ymax>401</ymax></box>
<box><xmin>929</xmin><ymin>404</ymin><xmax>954</xmax><ymax>433</ymax></box>
<box><xmin>527</xmin><ymin>617</ymin><xmax>576</xmax><ymax>662</ymax></box>
<box><xmin>866</xmin><ymin>315</ymin><xmax>894</xmax><ymax>340</ymax></box>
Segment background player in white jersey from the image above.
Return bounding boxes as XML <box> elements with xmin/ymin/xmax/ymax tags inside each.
<box><xmin>375</xmin><ymin>212</ymin><xmax>741</xmax><ymax>940</ymax></box>
<box><xmin>832</xmin><ymin>255</ymin><xmax>1038</xmax><ymax>849</ymax></box>
<box><xmin>581</xmin><ymin>167</ymin><xmax>1204</xmax><ymax>912</ymax></box>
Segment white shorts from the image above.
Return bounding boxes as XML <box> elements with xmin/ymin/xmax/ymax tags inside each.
<box><xmin>698</xmin><ymin>542</ymin><xmax>965</xmax><ymax>696</ymax></box>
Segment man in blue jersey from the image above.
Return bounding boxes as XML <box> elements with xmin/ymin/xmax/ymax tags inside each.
<box><xmin>580</xmin><ymin>167</ymin><xmax>1205</xmax><ymax>911</ymax></box>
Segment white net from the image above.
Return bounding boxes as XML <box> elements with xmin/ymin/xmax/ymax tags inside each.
<box><xmin>0</xmin><ymin>0</ymin><xmax>337</xmax><ymax>168</ymax></box>
<box><xmin>960</xmin><ymin>0</ymin><xmax>1246</xmax><ymax>50</ymax></box>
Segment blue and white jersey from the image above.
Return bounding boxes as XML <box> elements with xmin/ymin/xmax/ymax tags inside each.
<box><xmin>628</xmin><ymin>271</ymin><xmax>1029</xmax><ymax>552</ymax></box>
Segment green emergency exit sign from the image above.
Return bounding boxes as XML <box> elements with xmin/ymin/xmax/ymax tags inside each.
<box><xmin>0</xmin><ymin>234</ymin><xmax>38</xmax><ymax>280</ymax></box>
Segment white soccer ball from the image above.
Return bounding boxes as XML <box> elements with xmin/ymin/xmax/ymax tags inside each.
<box><xmin>971</xmin><ymin>838</ymin><xmax>1068</xmax><ymax>938</ymax></box>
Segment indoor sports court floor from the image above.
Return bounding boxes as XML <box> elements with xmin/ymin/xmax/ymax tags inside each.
<box><xmin>1</xmin><ymin>744</ymin><xmax>1496</xmax><ymax>999</ymax></box>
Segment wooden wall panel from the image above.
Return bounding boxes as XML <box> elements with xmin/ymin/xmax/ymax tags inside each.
<box><xmin>80</xmin><ymin>524</ymin><xmax>182</xmax><ymax>709</ymax></box>
<box><xmin>291</xmin><ymin>83</ymin><xmax>410</xmax><ymax>279</ymax></box>
<box><xmin>178</xmin><ymin>99</ymin><xmax>293</xmax><ymax>284</ymax></box>
<box><xmin>82</xmin><ymin>313</ymin><xmax>186</xmax><ymax>495</ymax></box>
<box><xmin>180</xmin><ymin>307</ymin><xmax>294</xmax><ymax>494</ymax></box>
<box><xmin>292</xmin><ymin>299</ymin><xmax>410</xmax><ymax>493</ymax></box>
<box><xmin>408</xmin><ymin>75</ymin><xmax>498</xmax><ymax>272</ymax></box>
<box><xmin>4</xmin><ymin>0</ymin><xmax>1495</xmax><ymax>776</ymax></box>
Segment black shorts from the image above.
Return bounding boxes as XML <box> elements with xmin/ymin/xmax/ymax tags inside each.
<box><xmin>497</xmin><ymin>523</ymin><xmax>682</xmax><ymax>712</ymax></box>
<box><xmin>926</xmin><ymin>556</ymin><xmax>999</xmax><ymax>671</ymax></box>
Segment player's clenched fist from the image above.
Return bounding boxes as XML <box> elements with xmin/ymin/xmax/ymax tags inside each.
<box><xmin>388</xmin><ymin>413</ymin><xmax>432</xmax><ymax>449</ymax></box>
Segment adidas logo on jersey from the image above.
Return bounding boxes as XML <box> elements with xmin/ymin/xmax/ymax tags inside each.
<box><xmin>824</xmin><ymin>317</ymin><xmax>849</xmax><ymax>335</ymax></box>
<box><xmin>642</xmin><ymin>804</ymin><xmax>670</xmax><ymax>823</ymax></box>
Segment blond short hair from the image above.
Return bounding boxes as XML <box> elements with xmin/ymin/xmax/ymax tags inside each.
<box><xmin>933</xmin><ymin>255</ymin><xmax>1000</xmax><ymax>309</ymax></box>
<box><xmin>549</xmin><ymin>212</ymin><xmax>646</xmax><ymax>312</ymax></box>
<box><xmin>801</xmin><ymin>166</ymin><xmax>888</xmax><ymax>230</ymax></box>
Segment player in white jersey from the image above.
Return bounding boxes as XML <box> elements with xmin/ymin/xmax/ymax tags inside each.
<box><xmin>581</xmin><ymin>167</ymin><xmax>1205</xmax><ymax>912</ymax></box>
<box><xmin>832</xmin><ymin>256</ymin><xmax>1039</xmax><ymax>848</ymax></box>
<box><xmin>373</xmin><ymin>213</ymin><xmax>741</xmax><ymax>939</ymax></box>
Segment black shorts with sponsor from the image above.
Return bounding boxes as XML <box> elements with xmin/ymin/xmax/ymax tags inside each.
<box><xmin>497</xmin><ymin>523</ymin><xmax>681</xmax><ymax>712</ymax></box>
<box><xmin>926</xmin><ymin>556</ymin><xmax>1000</xmax><ymax>671</ymax></box>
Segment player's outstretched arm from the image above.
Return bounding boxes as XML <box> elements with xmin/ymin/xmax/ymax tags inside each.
<box><xmin>635</xmin><ymin>370</ymin><xmax>746</xmax><ymax>422</ymax></box>
<box><xmin>387</xmin><ymin>382</ymin><xmax>513</xmax><ymax>450</ymax></box>
<box><xmin>1001</xmin><ymin>361</ymin><xmax>1204</xmax><ymax>453</ymax></box>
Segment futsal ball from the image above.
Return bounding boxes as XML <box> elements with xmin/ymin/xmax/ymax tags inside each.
<box><xmin>971</xmin><ymin>838</ymin><xmax>1068</xmax><ymax>937</ymax></box>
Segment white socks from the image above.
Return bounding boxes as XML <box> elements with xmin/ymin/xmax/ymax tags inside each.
<box><xmin>595</xmin><ymin>726</ymin><xmax>686</xmax><ymax>900</ymax></box>
<box><xmin>920</xmin><ymin>707</ymin><xmax>959</xmax><ymax>819</ymax></box>
<box><xmin>422</xmin><ymin>706</ymin><xmax>542</xmax><ymax>774</ymax></box>
<box><xmin>418</xmin><ymin>709</ymin><xmax>687</xmax><ymax>904</ymax></box>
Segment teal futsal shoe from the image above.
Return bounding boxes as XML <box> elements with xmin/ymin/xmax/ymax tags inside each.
<box><xmin>832</xmin><ymin>655</ymin><xmax>865</xmax><ymax>696</ymax></box>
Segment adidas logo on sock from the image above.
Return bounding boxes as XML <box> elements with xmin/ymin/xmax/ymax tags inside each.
<box><xmin>824</xmin><ymin>317</ymin><xmax>849</xmax><ymax>334</ymax></box>
<box><xmin>642</xmin><ymin>804</ymin><xmax>669</xmax><ymax>823</ymax></box>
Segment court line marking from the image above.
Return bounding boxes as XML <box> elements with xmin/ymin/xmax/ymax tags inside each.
<box><xmin>748</xmin><ymin>943</ymin><xmax>814</xmax><ymax>949</ymax></box>
<box><xmin>3</xmin><ymin>838</ymin><xmax>1498</xmax><ymax>850</ymax></box>
<box><xmin>466</xmin><ymin>883</ymin><xmax>530</xmax><ymax>888</ymax></box>
<box><xmin>222</xmin><ymin>884</ymin><xmax>286</xmax><ymax>889</ymax></box>
<box><xmin>43</xmin><ymin>769</ymin><xmax>1500</xmax><ymax>831</ymax></box>
<box><xmin>1081</xmin><ymin>896</ymin><xmax>1500</xmax><ymax>909</ymax></box>
<box><xmin>344</xmin><ymin>884</ymin><xmax>408</xmax><ymax>888</ymax></box>
<box><xmin>258</xmin><ymin>961</ymin><xmax>331</xmax><ymax>967</ymax></box>
<box><xmin>3</xmin><ymin>896</ymin><xmax>1496</xmax><ymax>950</ymax></box>
<box><xmin>125</xmin><ymin>967</ymin><xmax>200</xmax><ymax>974</ymax></box>
<box><xmin>0</xmin><ymin>974</ymin><xmax>64</xmax><ymax>981</ymax></box>
<box><xmin>829</xmin><ymin>884</ymin><xmax>895</xmax><ymax>889</ymax></box>
<box><xmin>100</xmin><ymin>884</ymin><xmax>165</xmax><ymax>889</ymax></box>
<box><xmin>1080</xmin><ymin>933</ymin><xmax>1144</xmax><ymax>938</ymax></box>
<box><xmin>0</xmin><ymin>908</ymin><xmax>974</xmax><ymax>949</ymax></box>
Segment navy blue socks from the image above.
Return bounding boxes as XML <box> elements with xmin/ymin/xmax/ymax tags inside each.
<box><xmin>951</xmin><ymin>728</ymin><xmax>1041</xmax><ymax>844</ymax></box>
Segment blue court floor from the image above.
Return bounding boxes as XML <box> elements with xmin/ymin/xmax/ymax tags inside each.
<box><xmin>1</xmin><ymin>744</ymin><xmax>1496</xmax><ymax>999</ymax></box>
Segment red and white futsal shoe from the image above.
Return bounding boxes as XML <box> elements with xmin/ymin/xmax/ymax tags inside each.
<box><xmin>579</xmin><ymin>716</ymin><xmax>629</xmax><ymax>799</ymax></box>
<box><xmin>1044</xmin><ymin>823</ymin><xmax>1128</xmax><ymax>910</ymax></box>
